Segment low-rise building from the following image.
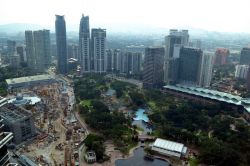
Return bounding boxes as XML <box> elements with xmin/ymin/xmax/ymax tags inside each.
<box><xmin>151</xmin><ymin>138</ymin><xmax>187</xmax><ymax>158</ymax></box>
<box><xmin>6</xmin><ymin>74</ymin><xmax>56</xmax><ymax>91</ymax></box>
<box><xmin>84</xmin><ymin>151</ymin><xmax>96</xmax><ymax>163</ymax></box>
<box><xmin>163</xmin><ymin>84</ymin><xmax>250</xmax><ymax>120</ymax></box>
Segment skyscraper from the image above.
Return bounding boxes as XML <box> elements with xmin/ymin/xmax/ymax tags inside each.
<box><xmin>106</xmin><ymin>49</ymin><xmax>113</xmax><ymax>72</ymax></box>
<box><xmin>178</xmin><ymin>47</ymin><xmax>203</xmax><ymax>86</ymax></box>
<box><xmin>7</xmin><ymin>40</ymin><xmax>16</xmax><ymax>57</ymax></box>
<box><xmin>240</xmin><ymin>47</ymin><xmax>250</xmax><ymax>65</ymax></box>
<box><xmin>91</xmin><ymin>28</ymin><xmax>106</xmax><ymax>73</ymax></box>
<box><xmin>200</xmin><ymin>52</ymin><xmax>214</xmax><ymax>87</ymax></box>
<box><xmin>214</xmin><ymin>48</ymin><xmax>229</xmax><ymax>65</ymax></box>
<box><xmin>79</xmin><ymin>15</ymin><xmax>90</xmax><ymax>72</ymax></box>
<box><xmin>164</xmin><ymin>29</ymin><xmax>189</xmax><ymax>84</ymax></box>
<box><xmin>33</xmin><ymin>30</ymin><xmax>51</xmax><ymax>72</ymax></box>
<box><xmin>235</xmin><ymin>65</ymin><xmax>249</xmax><ymax>79</ymax></box>
<box><xmin>143</xmin><ymin>47</ymin><xmax>164</xmax><ymax>89</ymax></box>
<box><xmin>55</xmin><ymin>15</ymin><xmax>68</xmax><ymax>74</ymax></box>
<box><xmin>67</xmin><ymin>44</ymin><xmax>79</xmax><ymax>59</ymax></box>
<box><xmin>16</xmin><ymin>45</ymin><xmax>26</xmax><ymax>63</ymax></box>
<box><xmin>25</xmin><ymin>30</ymin><xmax>51</xmax><ymax>72</ymax></box>
<box><xmin>25</xmin><ymin>31</ymin><xmax>36</xmax><ymax>68</ymax></box>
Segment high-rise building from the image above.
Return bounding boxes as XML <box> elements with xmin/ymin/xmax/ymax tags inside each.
<box><xmin>16</xmin><ymin>45</ymin><xmax>26</xmax><ymax>62</ymax></box>
<box><xmin>131</xmin><ymin>52</ymin><xmax>142</xmax><ymax>74</ymax></box>
<box><xmin>189</xmin><ymin>39</ymin><xmax>202</xmax><ymax>49</ymax></box>
<box><xmin>106</xmin><ymin>49</ymin><xmax>113</xmax><ymax>72</ymax></box>
<box><xmin>91</xmin><ymin>28</ymin><xmax>106</xmax><ymax>73</ymax></box>
<box><xmin>240</xmin><ymin>47</ymin><xmax>250</xmax><ymax>65</ymax></box>
<box><xmin>67</xmin><ymin>44</ymin><xmax>79</xmax><ymax>59</ymax></box>
<box><xmin>7</xmin><ymin>40</ymin><xmax>16</xmax><ymax>56</ymax></box>
<box><xmin>55</xmin><ymin>15</ymin><xmax>68</xmax><ymax>74</ymax></box>
<box><xmin>214</xmin><ymin>48</ymin><xmax>229</xmax><ymax>65</ymax></box>
<box><xmin>79</xmin><ymin>15</ymin><xmax>90</xmax><ymax>72</ymax></box>
<box><xmin>9</xmin><ymin>55</ymin><xmax>20</xmax><ymax>68</ymax></box>
<box><xmin>235</xmin><ymin>65</ymin><xmax>249</xmax><ymax>79</ymax></box>
<box><xmin>120</xmin><ymin>52</ymin><xmax>142</xmax><ymax>75</ymax></box>
<box><xmin>178</xmin><ymin>47</ymin><xmax>203</xmax><ymax>86</ymax></box>
<box><xmin>25</xmin><ymin>30</ymin><xmax>51</xmax><ymax>72</ymax></box>
<box><xmin>143</xmin><ymin>47</ymin><xmax>164</xmax><ymax>89</ymax></box>
<box><xmin>25</xmin><ymin>31</ymin><xmax>36</xmax><ymax>68</ymax></box>
<box><xmin>164</xmin><ymin>29</ymin><xmax>189</xmax><ymax>84</ymax></box>
<box><xmin>113</xmin><ymin>49</ymin><xmax>121</xmax><ymax>72</ymax></box>
<box><xmin>200</xmin><ymin>52</ymin><xmax>214</xmax><ymax>87</ymax></box>
<box><xmin>247</xmin><ymin>68</ymin><xmax>250</xmax><ymax>91</ymax></box>
<box><xmin>33</xmin><ymin>30</ymin><xmax>51</xmax><ymax>72</ymax></box>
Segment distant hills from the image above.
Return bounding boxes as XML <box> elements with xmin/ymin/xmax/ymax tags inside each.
<box><xmin>0</xmin><ymin>23</ymin><xmax>250</xmax><ymax>41</ymax></box>
<box><xmin>0</xmin><ymin>23</ymin><xmax>49</xmax><ymax>33</ymax></box>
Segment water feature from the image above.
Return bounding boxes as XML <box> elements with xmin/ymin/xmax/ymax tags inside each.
<box><xmin>115</xmin><ymin>147</ymin><xmax>169</xmax><ymax>166</ymax></box>
<box><xmin>133</xmin><ymin>108</ymin><xmax>149</xmax><ymax>122</ymax></box>
<box><xmin>106</xmin><ymin>89</ymin><xmax>116</xmax><ymax>96</ymax></box>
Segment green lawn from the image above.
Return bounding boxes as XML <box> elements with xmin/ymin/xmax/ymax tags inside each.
<box><xmin>148</xmin><ymin>101</ymin><xmax>157</xmax><ymax>110</ymax></box>
<box><xmin>189</xmin><ymin>157</ymin><xmax>199</xmax><ymax>166</ymax></box>
<box><xmin>80</xmin><ymin>99</ymin><xmax>91</xmax><ymax>107</ymax></box>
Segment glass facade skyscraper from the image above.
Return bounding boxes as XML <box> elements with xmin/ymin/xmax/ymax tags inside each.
<box><xmin>55</xmin><ymin>15</ymin><xmax>68</xmax><ymax>74</ymax></box>
<box><xmin>79</xmin><ymin>15</ymin><xmax>90</xmax><ymax>73</ymax></box>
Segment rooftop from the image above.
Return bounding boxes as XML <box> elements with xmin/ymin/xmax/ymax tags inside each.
<box><xmin>152</xmin><ymin>138</ymin><xmax>184</xmax><ymax>153</ymax></box>
<box><xmin>163</xmin><ymin>84</ymin><xmax>250</xmax><ymax>113</ymax></box>
<box><xmin>0</xmin><ymin>103</ymin><xmax>31</xmax><ymax>122</ymax></box>
<box><xmin>6</xmin><ymin>74</ymin><xmax>55</xmax><ymax>85</ymax></box>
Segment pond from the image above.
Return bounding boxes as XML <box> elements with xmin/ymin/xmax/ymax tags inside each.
<box><xmin>106</xmin><ymin>89</ymin><xmax>116</xmax><ymax>96</ymax></box>
<box><xmin>115</xmin><ymin>147</ymin><xmax>169</xmax><ymax>166</ymax></box>
<box><xmin>133</xmin><ymin>108</ymin><xmax>149</xmax><ymax>122</ymax></box>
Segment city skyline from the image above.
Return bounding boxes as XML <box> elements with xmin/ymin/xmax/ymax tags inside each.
<box><xmin>1</xmin><ymin>0</ymin><xmax>250</xmax><ymax>33</ymax></box>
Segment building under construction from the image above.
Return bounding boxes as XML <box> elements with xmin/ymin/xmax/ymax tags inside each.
<box><xmin>0</xmin><ymin>96</ymin><xmax>14</xmax><ymax>166</ymax></box>
<box><xmin>0</xmin><ymin>98</ymin><xmax>36</xmax><ymax>144</ymax></box>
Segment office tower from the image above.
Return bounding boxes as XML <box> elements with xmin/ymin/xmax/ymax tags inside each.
<box><xmin>16</xmin><ymin>45</ymin><xmax>26</xmax><ymax>62</ymax></box>
<box><xmin>143</xmin><ymin>47</ymin><xmax>164</xmax><ymax>89</ymax></box>
<box><xmin>25</xmin><ymin>31</ymin><xmax>36</xmax><ymax>68</ymax></box>
<box><xmin>200</xmin><ymin>52</ymin><xmax>214</xmax><ymax>87</ymax></box>
<box><xmin>178</xmin><ymin>47</ymin><xmax>203</xmax><ymax>86</ymax></box>
<box><xmin>91</xmin><ymin>28</ymin><xmax>106</xmax><ymax>73</ymax></box>
<box><xmin>235</xmin><ymin>65</ymin><xmax>249</xmax><ymax>79</ymax></box>
<box><xmin>7</xmin><ymin>40</ymin><xmax>16</xmax><ymax>56</ymax></box>
<box><xmin>214</xmin><ymin>48</ymin><xmax>229</xmax><ymax>65</ymax></box>
<box><xmin>164</xmin><ymin>29</ymin><xmax>189</xmax><ymax>84</ymax></box>
<box><xmin>240</xmin><ymin>47</ymin><xmax>250</xmax><ymax>65</ymax></box>
<box><xmin>79</xmin><ymin>15</ymin><xmax>90</xmax><ymax>72</ymax></box>
<box><xmin>33</xmin><ymin>30</ymin><xmax>51</xmax><ymax>72</ymax></box>
<box><xmin>55</xmin><ymin>15</ymin><xmax>68</xmax><ymax>74</ymax></box>
<box><xmin>0</xmin><ymin>103</ymin><xmax>36</xmax><ymax>144</ymax></box>
<box><xmin>68</xmin><ymin>44</ymin><xmax>79</xmax><ymax>59</ymax></box>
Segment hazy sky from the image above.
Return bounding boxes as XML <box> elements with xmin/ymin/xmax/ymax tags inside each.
<box><xmin>1</xmin><ymin>0</ymin><xmax>250</xmax><ymax>32</ymax></box>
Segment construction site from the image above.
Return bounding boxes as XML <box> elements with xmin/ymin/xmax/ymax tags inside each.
<box><xmin>8</xmin><ymin>76</ymin><xmax>87</xmax><ymax>166</ymax></box>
